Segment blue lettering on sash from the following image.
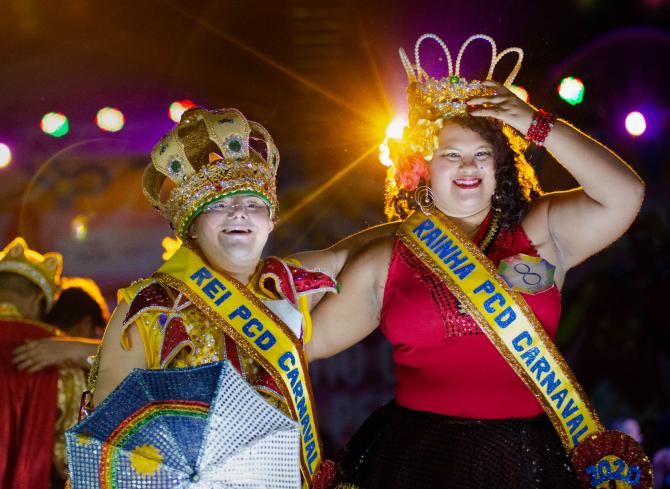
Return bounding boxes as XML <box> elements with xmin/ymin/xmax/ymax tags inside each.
<box><xmin>214</xmin><ymin>291</ymin><xmax>232</xmax><ymax>305</ymax></box>
<box><xmin>303</xmin><ymin>425</ymin><xmax>313</xmax><ymax>444</ymax></box>
<box><xmin>202</xmin><ymin>278</ymin><xmax>225</xmax><ymax>299</ymax></box>
<box><xmin>229</xmin><ymin>305</ymin><xmax>251</xmax><ymax>321</ymax></box>
<box><xmin>192</xmin><ymin>272</ymin><xmax>231</xmax><ymax>305</ymax></box>
<box><xmin>571</xmin><ymin>424</ymin><xmax>589</xmax><ymax>445</ymax></box>
<box><xmin>412</xmin><ymin>219</ymin><xmax>434</xmax><ymax>238</ymax></box>
<box><xmin>280</xmin><ymin>352</ymin><xmax>318</xmax><ymax>472</ymax></box>
<box><xmin>190</xmin><ymin>267</ymin><xmax>212</xmax><ymax>286</ymax></box>
<box><xmin>530</xmin><ymin>357</ymin><xmax>551</xmax><ymax>381</ymax></box>
<box><xmin>540</xmin><ymin>371</ymin><xmax>561</xmax><ymax>395</ymax></box>
<box><xmin>550</xmin><ymin>388</ymin><xmax>568</xmax><ymax>409</ymax></box>
<box><xmin>521</xmin><ymin>346</ymin><xmax>540</xmax><ymax>366</ymax></box>
<box><xmin>296</xmin><ymin>397</ymin><xmax>307</xmax><ymax>419</ymax></box>
<box><xmin>301</xmin><ymin>414</ymin><xmax>317</xmax><ymax>472</ymax></box>
<box><xmin>430</xmin><ymin>235</ymin><xmax>448</xmax><ymax>251</ymax></box>
<box><xmin>453</xmin><ymin>263</ymin><xmax>474</xmax><ymax>279</ymax></box>
<box><xmin>443</xmin><ymin>249</ymin><xmax>467</xmax><ymax>269</ymax></box>
<box><xmin>255</xmin><ymin>330</ymin><xmax>276</xmax><ymax>350</ymax></box>
<box><xmin>434</xmin><ymin>239</ymin><xmax>458</xmax><ymax>260</ymax></box>
<box><xmin>513</xmin><ymin>331</ymin><xmax>533</xmax><ymax>351</ymax></box>
<box><xmin>421</xmin><ymin>229</ymin><xmax>442</xmax><ymax>247</ymax></box>
<box><xmin>484</xmin><ymin>293</ymin><xmax>506</xmax><ymax>313</ymax></box>
<box><xmin>512</xmin><ymin>332</ymin><xmax>562</xmax><ymax>392</ymax></box>
<box><xmin>287</xmin><ymin>367</ymin><xmax>299</xmax><ymax>388</ymax></box>
<box><xmin>301</xmin><ymin>415</ymin><xmax>312</xmax><ymax>437</ymax></box>
<box><xmin>494</xmin><ymin>306</ymin><xmax>516</xmax><ymax>328</ymax></box>
<box><xmin>561</xmin><ymin>398</ymin><xmax>579</xmax><ymax>420</ymax></box>
<box><xmin>473</xmin><ymin>281</ymin><xmax>517</xmax><ymax>328</ymax></box>
<box><xmin>279</xmin><ymin>351</ymin><xmax>296</xmax><ymax>371</ymax></box>
<box><xmin>235</xmin><ymin>315</ymin><xmax>277</xmax><ymax>351</ymax></box>
<box><xmin>293</xmin><ymin>379</ymin><xmax>304</xmax><ymax>398</ymax></box>
<box><xmin>474</xmin><ymin>280</ymin><xmax>495</xmax><ymax>295</ymax></box>
<box><xmin>566</xmin><ymin>413</ymin><xmax>584</xmax><ymax>434</ymax></box>
<box><xmin>305</xmin><ymin>440</ymin><xmax>318</xmax><ymax>468</ymax></box>
<box><xmin>242</xmin><ymin>318</ymin><xmax>263</xmax><ymax>337</ymax></box>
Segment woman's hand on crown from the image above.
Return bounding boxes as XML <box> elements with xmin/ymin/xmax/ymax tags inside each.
<box><xmin>466</xmin><ymin>80</ymin><xmax>535</xmax><ymax>134</ymax></box>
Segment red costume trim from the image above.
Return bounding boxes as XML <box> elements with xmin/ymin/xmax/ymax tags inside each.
<box><xmin>260</xmin><ymin>257</ymin><xmax>337</xmax><ymax>306</ymax></box>
<box><xmin>158</xmin><ymin>315</ymin><xmax>193</xmax><ymax>369</ymax></box>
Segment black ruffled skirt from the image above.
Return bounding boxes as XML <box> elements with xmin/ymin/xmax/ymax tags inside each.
<box><xmin>337</xmin><ymin>401</ymin><xmax>581</xmax><ymax>489</ymax></box>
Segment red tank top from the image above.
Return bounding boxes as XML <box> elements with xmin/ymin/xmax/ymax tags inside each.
<box><xmin>380</xmin><ymin>215</ymin><xmax>561</xmax><ymax>419</ymax></box>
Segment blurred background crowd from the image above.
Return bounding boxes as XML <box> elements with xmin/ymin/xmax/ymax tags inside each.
<box><xmin>0</xmin><ymin>0</ymin><xmax>668</xmax><ymax>486</ymax></box>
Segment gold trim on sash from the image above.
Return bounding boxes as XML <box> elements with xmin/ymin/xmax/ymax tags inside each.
<box><xmin>154</xmin><ymin>246</ymin><xmax>323</xmax><ymax>485</ymax></box>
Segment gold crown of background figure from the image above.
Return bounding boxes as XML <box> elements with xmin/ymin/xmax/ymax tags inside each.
<box><xmin>0</xmin><ymin>237</ymin><xmax>62</xmax><ymax>310</ymax></box>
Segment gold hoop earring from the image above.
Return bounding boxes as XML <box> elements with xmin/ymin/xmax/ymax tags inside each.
<box><xmin>414</xmin><ymin>185</ymin><xmax>435</xmax><ymax>215</ymax></box>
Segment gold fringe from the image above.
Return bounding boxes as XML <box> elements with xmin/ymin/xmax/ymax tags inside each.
<box><xmin>54</xmin><ymin>364</ymin><xmax>88</xmax><ymax>477</ymax></box>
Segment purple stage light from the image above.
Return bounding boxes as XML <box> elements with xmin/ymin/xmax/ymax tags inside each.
<box><xmin>0</xmin><ymin>143</ymin><xmax>11</xmax><ymax>168</ymax></box>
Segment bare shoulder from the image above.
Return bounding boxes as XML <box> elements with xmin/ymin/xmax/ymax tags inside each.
<box><xmin>344</xmin><ymin>234</ymin><xmax>396</xmax><ymax>302</ymax></box>
<box><xmin>522</xmin><ymin>195</ymin><xmax>551</xmax><ymax>247</ymax></box>
<box><xmin>93</xmin><ymin>300</ymin><xmax>145</xmax><ymax>405</ymax></box>
<box><xmin>351</xmin><ymin>233</ymin><xmax>395</xmax><ymax>271</ymax></box>
<box><xmin>522</xmin><ymin>195</ymin><xmax>566</xmax><ymax>286</ymax></box>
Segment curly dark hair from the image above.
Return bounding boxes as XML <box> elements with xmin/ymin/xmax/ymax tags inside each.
<box><xmin>390</xmin><ymin>116</ymin><xmax>542</xmax><ymax>229</ymax></box>
<box><xmin>451</xmin><ymin>116</ymin><xmax>542</xmax><ymax>228</ymax></box>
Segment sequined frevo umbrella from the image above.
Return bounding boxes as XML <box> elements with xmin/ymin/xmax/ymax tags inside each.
<box><xmin>66</xmin><ymin>361</ymin><xmax>301</xmax><ymax>488</ymax></box>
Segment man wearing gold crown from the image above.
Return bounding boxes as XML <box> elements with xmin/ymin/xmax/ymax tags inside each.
<box><xmin>88</xmin><ymin>107</ymin><xmax>339</xmax><ymax>487</ymax></box>
<box><xmin>299</xmin><ymin>34</ymin><xmax>652</xmax><ymax>488</ymax></box>
<box><xmin>0</xmin><ymin>237</ymin><xmax>87</xmax><ymax>488</ymax></box>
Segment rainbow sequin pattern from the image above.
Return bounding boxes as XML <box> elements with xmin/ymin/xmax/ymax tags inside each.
<box><xmin>66</xmin><ymin>361</ymin><xmax>301</xmax><ymax>488</ymax></box>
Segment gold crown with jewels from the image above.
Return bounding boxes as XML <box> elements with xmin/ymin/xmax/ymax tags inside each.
<box><xmin>401</xmin><ymin>33</ymin><xmax>523</xmax><ymax>128</ymax></box>
<box><xmin>0</xmin><ymin>237</ymin><xmax>62</xmax><ymax>309</ymax></box>
<box><xmin>381</xmin><ymin>33</ymin><xmax>524</xmax><ymax>167</ymax></box>
<box><xmin>381</xmin><ymin>34</ymin><xmax>524</xmax><ymax>220</ymax></box>
<box><xmin>143</xmin><ymin>107</ymin><xmax>280</xmax><ymax>239</ymax></box>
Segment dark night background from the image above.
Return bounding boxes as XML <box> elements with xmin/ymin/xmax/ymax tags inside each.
<box><xmin>0</xmin><ymin>0</ymin><xmax>668</xmax><ymax>461</ymax></box>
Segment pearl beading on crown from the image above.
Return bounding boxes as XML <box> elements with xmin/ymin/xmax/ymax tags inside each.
<box><xmin>400</xmin><ymin>33</ymin><xmax>524</xmax><ymax>87</ymax></box>
<box><xmin>400</xmin><ymin>33</ymin><xmax>524</xmax><ymax>123</ymax></box>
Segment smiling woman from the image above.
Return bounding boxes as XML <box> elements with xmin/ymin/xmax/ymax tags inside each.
<box><xmin>297</xmin><ymin>33</ymin><xmax>647</xmax><ymax>488</ymax></box>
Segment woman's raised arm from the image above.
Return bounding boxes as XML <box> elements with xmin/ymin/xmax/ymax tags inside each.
<box><xmin>469</xmin><ymin>80</ymin><xmax>644</xmax><ymax>271</ymax></box>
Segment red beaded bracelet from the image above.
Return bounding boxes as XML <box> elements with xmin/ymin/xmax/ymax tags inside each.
<box><xmin>525</xmin><ymin>109</ymin><xmax>557</xmax><ymax>146</ymax></box>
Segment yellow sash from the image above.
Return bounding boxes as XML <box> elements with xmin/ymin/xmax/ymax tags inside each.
<box><xmin>154</xmin><ymin>247</ymin><xmax>322</xmax><ymax>485</ymax></box>
<box><xmin>399</xmin><ymin>211</ymin><xmax>602</xmax><ymax>450</ymax></box>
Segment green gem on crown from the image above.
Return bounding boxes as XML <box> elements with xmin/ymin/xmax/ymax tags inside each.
<box><xmin>449</xmin><ymin>75</ymin><xmax>460</xmax><ymax>84</ymax></box>
<box><xmin>228</xmin><ymin>139</ymin><xmax>242</xmax><ymax>152</ymax></box>
<box><xmin>170</xmin><ymin>159</ymin><xmax>181</xmax><ymax>173</ymax></box>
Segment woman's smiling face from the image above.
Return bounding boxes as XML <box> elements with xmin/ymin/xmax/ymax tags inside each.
<box><xmin>429</xmin><ymin>121</ymin><xmax>497</xmax><ymax>218</ymax></box>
